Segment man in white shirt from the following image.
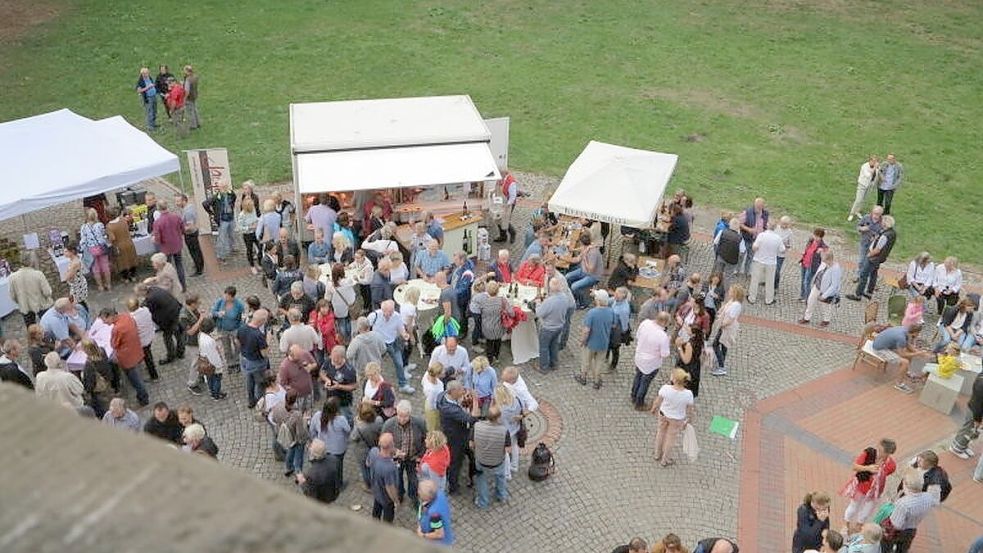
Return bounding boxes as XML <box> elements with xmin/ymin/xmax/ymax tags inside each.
<box><xmin>370</xmin><ymin>300</ymin><xmax>414</xmax><ymax>394</ymax></box>
<box><xmin>747</xmin><ymin>222</ymin><xmax>786</xmax><ymax>305</ymax></box>
<box><xmin>501</xmin><ymin>365</ymin><xmax>538</xmax><ymax>412</ymax></box>
<box><xmin>429</xmin><ymin>336</ymin><xmax>471</xmax><ymax>382</ymax></box>
<box><xmin>631</xmin><ymin>312</ymin><xmax>671</xmax><ymax>411</ymax></box>
<box><xmin>279</xmin><ymin>308</ymin><xmax>320</xmax><ymax>354</ymax></box>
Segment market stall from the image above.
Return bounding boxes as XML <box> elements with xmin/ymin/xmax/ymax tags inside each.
<box><xmin>0</xmin><ymin>109</ymin><xmax>179</xmax><ymax>308</ymax></box>
<box><xmin>548</xmin><ymin>140</ymin><xmax>678</xmax><ymax>259</ymax></box>
<box><xmin>289</xmin><ymin>95</ymin><xmax>502</xmax><ymax>257</ymax></box>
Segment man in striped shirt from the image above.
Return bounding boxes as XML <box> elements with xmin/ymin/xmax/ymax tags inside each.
<box><xmin>883</xmin><ymin>471</ymin><xmax>940</xmax><ymax>552</ymax></box>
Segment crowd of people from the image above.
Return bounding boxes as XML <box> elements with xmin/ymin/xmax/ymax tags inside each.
<box><xmin>2</xmin><ymin>156</ymin><xmax>981</xmax><ymax>551</ymax></box>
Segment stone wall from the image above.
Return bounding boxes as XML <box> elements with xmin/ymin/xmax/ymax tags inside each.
<box><xmin>0</xmin><ymin>384</ymin><xmax>445</xmax><ymax>553</ymax></box>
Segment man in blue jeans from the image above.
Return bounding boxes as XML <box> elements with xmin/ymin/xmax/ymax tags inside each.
<box><xmin>135</xmin><ymin>67</ymin><xmax>157</xmax><ymax>131</ymax></box>
<box><xmin>238</xmin><ymin>309</ymin><xmax>270</xmax><ymax>408</ymax></box>
<box><xmin>631</xmin><ymin>312</ymin><xmax>670</xmax><ymax>410</ymax></box>
<box><xmin>535</xmin><ymin>277</ymin><xmax>569</xmax><ymax>373</ymax></box>
<box><xmin>470</xmin><ymin>406</ymin><xmax>510</xmax><ymax>509</ymax></box>
<box><xmin>565</xmin><ymin>234</ymin><xmax>604</xmax><ymax>308</ymax></box>
<box><xmin>370</xmin><ymin>300</ymin><xmax>415</xmax><ymax>394</ymax></box>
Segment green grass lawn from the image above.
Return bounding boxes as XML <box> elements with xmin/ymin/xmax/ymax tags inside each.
<box><xmin>1</xmin><ymin>0</ymin><xmax>981</xmax><ymax>262</ymax></box>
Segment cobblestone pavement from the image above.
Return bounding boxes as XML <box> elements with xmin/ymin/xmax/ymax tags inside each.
<box><xmin>3</xmin><ymin>175</ymin><xmax>969</xmax><ymax>552</ymax></box>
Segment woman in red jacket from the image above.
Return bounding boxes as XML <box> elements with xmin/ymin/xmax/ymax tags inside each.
<box><xmin>514</xmin><ymin>254</ymin><xmax>546</xmax><ymax>287</ymax></box>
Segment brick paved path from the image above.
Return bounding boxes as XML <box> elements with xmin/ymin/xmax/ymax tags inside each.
<box><xmin>4</xmin><ymin>176</ymin><xmax>980</xmax><ymax>552</ymax></box>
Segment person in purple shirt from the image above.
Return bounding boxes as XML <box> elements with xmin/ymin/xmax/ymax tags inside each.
<box><xmin>305</xmin><ymin>194</ymin><xmax>337</xmax><ymax>255</ymax></box>
<box><xmin>152</xmin><ymin>199</ymin><xmax>187</xmax><ymax>291</ymax></box>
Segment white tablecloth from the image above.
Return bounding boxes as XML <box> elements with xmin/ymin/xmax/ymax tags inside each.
<box><xmin>394</xmin><ymin>279</ymin><xmax>442</xmax><ymax>312</ymax></box>
<box><xmin>493</xmin><ymin>284</ymin><xmax>540</xmax><ymax>364</ymax></box>
<box><xmin>133</xmin><ymin>234</ymin><xmax>157</xmax><ymax>256</ymax></box>
<box><xmin>0</xmin><ymin>277</ymin><xmax>17</xmax><ymax>318</ymax></box>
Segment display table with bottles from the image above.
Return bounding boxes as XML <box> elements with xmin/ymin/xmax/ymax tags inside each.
<box><xmin>395</xmin><ymin>209</ymin><xmax>484</xmax><ymax>259</ymax></box>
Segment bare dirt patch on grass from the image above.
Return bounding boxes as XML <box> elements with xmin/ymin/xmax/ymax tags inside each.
<box><xmin>0</xmin><ymin>0</ymin><xmax>61</xmax><ymax>45</ymax></box>
<box><xmin>643</xmin><ymin>87</ymin><xmax>762</xmax><ymax>120</ymax></box>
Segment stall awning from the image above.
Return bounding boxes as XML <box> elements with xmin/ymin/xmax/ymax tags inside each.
<box><xmin>296</xmin><ymin>142</ymin><xmax>501</xmax><ymax>194</ymax></box>
<box><xmin>290</xmin><ymin>95</ymin><xmax>491</xmax><ymax>153</ymax></box>
<box><xmin>548</xmin><ymin>141</ymin><xmax>678</xmax><ymax>228</ymax></box>
<box><xmin>0</xmin><ymin>109</ymin><xmax>179</xmax><ymax>222</ymax></box>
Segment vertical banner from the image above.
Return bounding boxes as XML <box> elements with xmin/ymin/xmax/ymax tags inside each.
<box><xmin>484</xmin><ymin>117</ymin><xmax>510</xmax><ymax>171</ymax></box>
<box><xmin>186</xmin><ymin>148</ymin><xmax>232</xmax><ymax>234</ymax></box>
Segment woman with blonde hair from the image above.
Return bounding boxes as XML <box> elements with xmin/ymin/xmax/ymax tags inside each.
<box><xmin>465</xmin><ymin>355</ymin><xmax>498</xmax><ymax>415</ymax></box>
<box><xmin>650</xmin><ymin>368</ymin><xmax>694</xmax><ymax>467</ymax></box>
<box><xmin>79</xmin><ymin>207</ymin><xmax>112</xmax><ymax>291</ymax></box>
<box><xmin>421</xmin><ymin>362</ymin><xmax>445</xmax><ymax>431</ymax></box>
<box><xmin>401</xmin><ymin>286</ymin><xmax>420</xmax><ymax>368</ymax></box>
<box><xmin>331</xmin><ymin>232</ymin><xmax>354</xmax><ymax>264</ymax></box>
<box><xmin>361</xmin><ymin>361</ymin><xmax>396</xmax><ymax>420</ymax></box>
<box><xmin>710</xmin><ymin>284</ymin><xmax>746</xmax><ymax>377</ymax></box>
<box><xmin>418</xmin><ymin>429</ymin><xmax>450</xmax><ymax>492</ymax></box>
<box><xmin>494</xmin><ymin>383</ymin><xmax>525</xmax><ymax>478</ymax></box>
<box><xmin>236</xmin><ymin>197</ymin><xmax>260</xmax><ymax>274</ymax></box>
<box><xmin>256</xmin><ymin>198</ymin><xmax>281</xmax><ymax>245</ymax></box>
<box><xmin>388</xmin><ymin>250</ymin><xmax>408</xmax><ymax>284</ymax></box>
<box><xmin>792</xmin><ymin>491</ymin><xmax>831</xmax><ymax>553</ymax></box>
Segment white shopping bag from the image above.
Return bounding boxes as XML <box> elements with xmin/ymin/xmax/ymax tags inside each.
<box><xmin>682</xmin><ymin>423</ymin><xmax>699</xmax><ymax>462</ymax></box>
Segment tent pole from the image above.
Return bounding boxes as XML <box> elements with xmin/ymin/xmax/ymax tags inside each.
<box><xmin>178</xmin><ymin>167</ymin><xmax>187</xmax><ymax>194</ymax></box>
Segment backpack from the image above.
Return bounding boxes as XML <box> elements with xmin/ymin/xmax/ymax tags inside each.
<box><xmin>276</xmin><ymin>421</ymin><xmax>295</xmax><ymax>450</ymax></box>
<box><xmin>528</xmin><ymin>442</ymin><xmax>555</xmax><ymax>482</ymax></box>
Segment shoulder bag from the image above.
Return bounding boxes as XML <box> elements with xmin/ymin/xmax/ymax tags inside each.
<box><xmin>196</xmin><ymin>355</ymin><xmax>216</xmax><ymax>376</ymax></box>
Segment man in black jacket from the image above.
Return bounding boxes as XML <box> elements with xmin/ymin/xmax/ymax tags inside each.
<box><xmin>951</xmin><ymin>372</ymin><xmax>983</xmax><ymax>459</ymax></box>
<box><xmin>437</xmin><ymin>381</ymin><xmax>480</xmax><ymax>495</ymax></box>
<box><xmin>298</xmin><ymin>439</ymin><xmax>340</xmax><ymax>504</ymax></box>
<box><xmin>0</xmin><ymin>339</ymin><xmax>33</xmax><ymax>390</ymax></box>
<box><xmin>136</xmin><ymin>283</ymin><xmax>184</xmax><ymax>363</ymax></box>
<box><xmin>713</xmin><ymin>218</ymin><xmax>743</xmax><ymax>283</ymax></box>
<box><xmin>382</xmin><ymin>400</ymin><xmax>428</xmax><ymax>507</ymax></box>
<box><xmin>143</xmin><ymin>402</ymin><xmax>183</xmax><ymax>444</ymax></box>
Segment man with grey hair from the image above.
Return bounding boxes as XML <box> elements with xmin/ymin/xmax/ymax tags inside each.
<box><xmin>470</xmin><ymin>405</ymin><xmax>510</xmax><ymax>509</ymax></box>
<box><xmin>0</xmin><ymin>339</ymin><xmax>33</xmax><ymax>389</ymax></box>
<box><xmin>491</xmin><ymin>248</ymin><xmax>514</xmax><ymax>284</ymax></box>
<box><xmin>101</xmin><ymin>398</ymin><xmax>141</xmax><ymax>432</ymax></box>
<box><xmin>321</xmin><ymin>345</ymin><xmax>357</xmax><ymax>424</ymax></box>
<box><xmin>543</xmin><ymin>261</ymin><xmax>577</xmax><ymax>350</ymax></box>
<box><xmin>576</xmin><ymin>289</ymin><xmax>616</xmax><ymax>390</ymax></box>
<box><xmin>135</xmin><ymin>282</ymin><xmax>184</xmax><ymax>363</ymax></box>
<box><xmin>8</xmin><ymin>251</ymin><xmax>52</xmax><ymax>327</ymax></box>
<box><xmin>382</xmin><ymin>399</ymin><xmax>427</xmax><ymax>507</ymax></box>
<box><xmin>876</xmin><ymin>153</ymin><xmax>904</xmax><ymax>215</ymax></box>
<box><xmin>535</xmin><ymin>276</ymin><xmax>569</xmax><ymax>373</ymax></box>
<box><xmin>297</xmin><ymin>438</ymin><xmax>340</xmax><ymax>504</ymax></box>
<box><xmin>747</xmin><ymin>221</ymin><xmax>785</xmax><ymax>305</ymax></box>
<box><xmin>429</xmin><ymin>336</ymin><xmax>470</xmax><ymax>382</ymax></box>
<box><xmin>370</xmin><ymin>300</ymin><xmax>414</xmax><ymax>394</ymax></box>
<box><xmin>882</xmin><ymin>470</ymin><xmax>939</xmax><ymax>552</ymax></box>
<box><xmin>278</xmin><ymin>280</ymin><xmax>315</xmax><ymax>327</ymax></box>
<box><xmin>848</xmin><ymin>214</ymin><xmax>896</xmax><ymax>301</ymax></box>
<box><xmin>854</xmin><ymin>205</ymin><xmax>884</xmax><ymax>274</ymax></box>
<box><xmin>279</xmin><ymin>307</ymin><xmax>319</xmax><ymax>354</ymax></box>
<box><xmin>436</xmin><ymin>380</ymin><xmax>480</xmax><ymax>495</ymax></box>
<box><xmin>347</xmin><ymin>316</ymin><xmax>386</xmax><ymax>370</ymax></box>
<box><xmin>370</xmin><ymin>257</ymin><xmax>394</xmax><ymax>310</ymax></box>
<box><xmin>147</xmin><ymin>252</ymin><xmax>181</xmax><ymax>299</ymax></box>
<box><xmin>35</xmin><ymin>351</ymin><xmax>83</xmax><ymax>408</ymax></box>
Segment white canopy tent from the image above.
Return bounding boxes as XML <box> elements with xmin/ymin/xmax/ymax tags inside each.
<box><xmin>0</xmin><ymin>109</ymin><xmax>180</xmax><ymax>222</ymax></box>
<box><xmin>549</xmin><ymin>140</ymin><xmax>678</xmax><ymax>229</ymax></box>
<box><xmin>289</xmin><ymin>95</ymin><xmax>500</xmax><ymax>195</ymax></box>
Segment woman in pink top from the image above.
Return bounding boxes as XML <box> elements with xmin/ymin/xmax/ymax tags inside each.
<box><xmin>902</xmin><ymin>295</ymin><xmax>925</xmax><ymax>328</ymax></box>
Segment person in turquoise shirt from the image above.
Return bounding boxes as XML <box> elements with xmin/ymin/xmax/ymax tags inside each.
<box><xmin>417</xmin><ymin>479</ymin><xmax>454</xmax><ymax>546</ymax></box>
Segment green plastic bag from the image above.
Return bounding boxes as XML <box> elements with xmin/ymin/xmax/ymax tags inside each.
<box><xmin>872</xmin><ymin>502</ymin><xmax>894</xmax><ymax>524</ymax></box>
